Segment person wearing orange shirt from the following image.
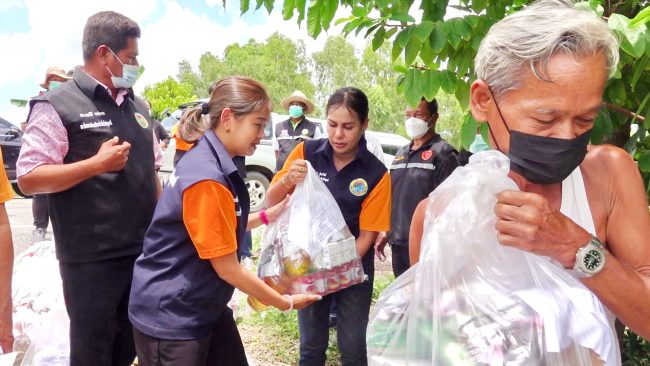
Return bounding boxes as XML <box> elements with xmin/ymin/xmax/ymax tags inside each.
<box><xmin>128</xmin><ymin>76</ymin><xmax>319</xmax><ymax>365</ymax></box>
<box><xmin>171</xmin><ymin>121</ymin><xmax>194</xmax><ymax>166</ymax></box>
<box><xmin>0</xmin><ymin>149</ymin><xmax>15</xmax><ymax>353</ymax></box>
<box><xmin>266</xmin><ymin>87</ymin><xmax>391</xmax><ymax>366</ymax></box>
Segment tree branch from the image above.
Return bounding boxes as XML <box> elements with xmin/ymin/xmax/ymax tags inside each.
<box><xmin>604</xmin><ymin>102</ymin><xmax>646</xmax><ymax>122</ymax></box>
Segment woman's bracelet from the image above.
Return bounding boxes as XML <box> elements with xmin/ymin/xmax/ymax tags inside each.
<box><xmin>282</xmin><ymin>294</ymin><xmax>294</xmax><ymax>313</ymax></box>
<box><xmin>259</xmin><ymin>209</ymin><xmax>270</xmax><ymax>225</ymax></box>
<box><xmin>281</xmin><ymin>175</ymin><xmax>292</xmax><ymax>189</ymax></box>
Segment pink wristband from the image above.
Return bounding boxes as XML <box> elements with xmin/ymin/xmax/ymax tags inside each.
<box><xmin>260</xmin><ymin>209</ymin><xmax>270</xmax><ymax>225</ymax></box>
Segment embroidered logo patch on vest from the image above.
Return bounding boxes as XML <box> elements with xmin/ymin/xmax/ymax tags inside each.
<box><xmin>302</xmin><ymin>128</ymin><xmax>309</xmax><ymax>135</ymax></box>
<box><xmin>134</xmin><ymin>112</ymin><xmax>148</xmax><ymax>128</ymax></box>
<box><xmin>421</xmin><ymin>150</ymin><xmax>434</xmax><ymax>160</ymax></box>
<box><xmin>349</xmin><ymin>178</ymin><xmax>368</xmax><ymax>197</ymax></box>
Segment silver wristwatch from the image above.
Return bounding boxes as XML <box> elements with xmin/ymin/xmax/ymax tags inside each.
<box><xmin>571</xmin><ymin>237</ymin><xmax>606</xmax><ymax>278</ymax></box>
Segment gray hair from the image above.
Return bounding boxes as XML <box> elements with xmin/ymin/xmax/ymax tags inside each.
<box><xmin>474</xmin><ymin>0</ymin><xmax>619</xmax><ymax>99</ymax></box>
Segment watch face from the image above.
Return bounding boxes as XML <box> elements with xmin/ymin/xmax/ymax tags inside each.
<box><xmin>583</xmin><ymin>249</ymin><xmax>603</xmax><ymax>271</ymax></box>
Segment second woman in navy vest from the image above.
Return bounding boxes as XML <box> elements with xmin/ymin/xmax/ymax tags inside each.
<box><xmin>267</xmin><ymin>87</ymin><xmax>392</xmax><ymax>366</ymax></box>
<box><xmin>128</xmin><ymin>76</ymin><xmax>320</xmax><ymax>366</ymax></box>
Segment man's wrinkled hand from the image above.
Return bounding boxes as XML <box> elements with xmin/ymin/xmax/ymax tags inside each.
<box><xmin>494</xmin><ymin>190</ymin><xmax>592</xmax><ymax>267</ymax></box>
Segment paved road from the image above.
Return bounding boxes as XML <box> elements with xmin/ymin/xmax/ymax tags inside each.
<box><xmin>5</xmin><ymin>196</ymin><xmax>51</xmax><ymax>256</ymax></box>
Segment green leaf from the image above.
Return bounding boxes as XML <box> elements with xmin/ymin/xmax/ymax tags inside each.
<box><xmin>352</xmin><ymin>5</ymin><xmax>368</xmax><ymax>17</ymax></box>
<box><xmin>629</xmin><ymin>6</ymin><xmax>650</xmax><ymax>28</ymax></box>
<box><xmin>390</xmin><ymin>13</ymin><xmax>416</xmax><ymax>23</ymax></box>
<box><xmin>460</xmin><ymin>114</ymin><xmax>478</xmax><ymax>149</ymax></box>
<box><xmin>263</xmin><ymin>0</ymin><xmax>273</xmax><ymax>13</ymax></box>
<box><xmin>455</xmin><ymin>80</ymin><xmax>470</xmax><ymax>111</ymax></box>
<box><xmin>631</xmin><ymin>56</ymin><xmax>649</xmax><ymax>91</ymax></box>
<box><xmin>321</xmin><ymin>0</ymin><xmax>338</xmax><ymax>31</ymax></box>
<box><xmin>607</xmin><ymin>80</ymin><xmax>626</xmax><ymax>105</ymax></box>
<box><xmin>393</xmin><ymin>65</ymin><xmax>408</xmax><ymax>73</ymax></box>
<box><xmin>645</xmin><ymin>108</ymin><xmax>650</xmax><ymax>129</ymax></box>
<box><xmin>420</xmin><ymin>0</ymin><xmax>449</xmax><ymax>22</ymax></box>
<box><xmin>450</xmin><ymin>18</ymin><xmax>472</xmax><ymax>40</ymax></box>
<box><xmin>592</xmin><ymin>110</ymin><xmax>613</xmax><ymax>144</ymax></box>
<box><xmin>372</xmin><ymin>27</ymin><xmax>386</xmax><ymax>51</ymax></box>
<box><xmin>404</xmin><ymin>69</ymin><xmax>422</xmax><ymax>107</ymax></box>
<box><xmin>440</xmin><ymin>71</ymin><xmax>458</xmax><ymax>93</ymax></box>
<box><xmin>364</xmin><ymin>23</ymin><xmax>381</xmax><ymax>38</ymax></box>
<box><xmin>430</xmin><ymin>23</ymin><xmax>446</xmax><ymax>53</ymax></box>
<box><xmin>404</xmin><ymin>36</ymin><xmax>423</xmax><ymax>65</ymax></box>
<box><xmin>392</xmin><ymin>40</ymin><xmax>404</xmax><ymax>61</ymax></box>
<box><xmin>420</xmin><ymin>70</ymin><xmax>440</xmax><ymax>102</ymax></box>
<box><xmin>609</xmin><ymin>14</ymin><xmax>647</xmax><ymax>57</ymax></box>
<box><xmin>385</xmin><ymin>27</ymin><xmax>398</xmax><ymax>39</ymax></box>
<box><xmin>307</xmin><ymin>1</ymin><xmax>323</xmax><ymax>38</ymax></box>
<box><xmin>282</xmin><ymin>0</ymin><xmax>295</xmax><ymax>20</ymax></box>
<box><xmin>296</xmin><ymin>0</ymin><xmax>307</xmax><ymax>23</ymax></box>
<box><xmin>419</xmin><ymin>37</ymin><xmax>435</xmax><ymax>65</ymax></box>
<box><xmin>639</xmin><ymin>151</ymin><xmax>650</xmax><ymax>172</ymax></box>
<box><xmin>413</xmin><ymin>21</ymin><xmax>434</xmax><ymax>42</ymax></box>
<box><xmin>396</xmin><ymin>27</ymin><xmax>413</xmax><ymax>48</ymax></box>
<box><xmin>464</xmin><ymin>15</ymin><xmax>480</xmax><ymax>29</ymax></box>
<box><xmin>335</xmin><ymin>16</ymin><xmax>354</xmax><ymax>26</ymax></box>
<box><xmin>471</xmin><ymin>0</ymin><xmax>487</xmax><ymax>13</ymax></box>
<box><xmin>240</xmin><ymin>0</ymin><xmax>250</xmax><ymax>13</ymax></box>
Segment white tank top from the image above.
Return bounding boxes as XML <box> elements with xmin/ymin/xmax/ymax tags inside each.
<box><xmin>560</xmin><ymin>167</ymin><xmax>622</xmax><ymax>365</ymax></box>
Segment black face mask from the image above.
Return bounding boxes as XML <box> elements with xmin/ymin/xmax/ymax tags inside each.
<box><xmin>489</xmin><ymin>95</ymin><xmax>591</xmax><ymax>185</ymax></box>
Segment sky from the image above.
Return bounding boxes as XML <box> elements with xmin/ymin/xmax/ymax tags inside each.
<box><xmin>0</xmin><ymin>0</ymin><xmax>368</xmax><ymax>124</ymax></box>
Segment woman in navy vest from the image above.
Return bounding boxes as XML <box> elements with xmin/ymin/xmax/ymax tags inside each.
<box><xmin>128</xmin><ymin>76</ymin><xmax>320</xmax><ymax>366</ymax></box>
<box><xmin>266</xmin><ymin>87</ymin><xmax>392</xmax><ymax>366</ymax></box>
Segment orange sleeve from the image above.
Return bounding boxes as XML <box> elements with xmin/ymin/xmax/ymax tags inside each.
<box><xmin>0</xmin><ymin>149</ymin><xmax>13</xmax><ymax>204</ymax></box>
<box><xmin>270</xmin><ymin>142</ymin><xmax>305</xmax><ymax>185</ymax></box>
<box><xmin>182</xmin><ymin>180</ymin><xmax>238</xmax><ymax>259</ymax></box>
<box><xmin>172</xmin><ymin>122</ymin><xmax>194</xmax><ymax>151</ymax></box>
<box><xmin>359</xmin><ymin>172</ymin><xmax>391</xmax><ymax>232</ymax></box>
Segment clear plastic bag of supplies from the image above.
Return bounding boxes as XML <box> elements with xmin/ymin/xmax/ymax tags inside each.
<box><xmin>11</xmin><ymin>241</ymin><xmax>70</xmax><ymax>366</ymax></box>
<box><xmin>255</xmin><ymin>161</ymin><xmax>364</xmax><ymax>301</ymax></box>
<box><xmin>367</xmin><ymin>151</ymin><xmax>619</xmax><ymax>366</ymax></box>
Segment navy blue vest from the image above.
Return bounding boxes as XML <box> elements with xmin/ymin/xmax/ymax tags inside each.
<box><xmin>28</xmin><ymin>69</ymin><xmax>157</xmax><ymax>263</ymax></box>
<box><xmin>128</xmin><ymin>131</ymin><xmax>249</xmax><ymax>340</ymax></box>
<box><xmin>303</xmin><ymin>138</ymin><xmax>386</xmax><ymax>274</ymax></box>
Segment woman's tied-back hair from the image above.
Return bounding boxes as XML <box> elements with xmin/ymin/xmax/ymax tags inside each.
<box><xmin>178</xmin><ymin>76</ymin><xmax>272</xmax><ymax>143</ymax></box>
<box><xmin>326</xmin><ymin>87</ymin><xmax>369</xmax><ymax>123</ymax></box>
<box><xmin>474</xmin><ymin>0</ymin><xmax>619</xmax><ymax>99</ymax></box>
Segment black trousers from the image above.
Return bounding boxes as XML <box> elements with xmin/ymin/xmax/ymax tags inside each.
<box><xmin>391</xmin><ymin>244</ymin><xmax>411</xmax><ymax>278</ymax></box>
<box><xmin>32</xmin><ymin>194</ymin><xmax>49</xmax><ymax>229</ymax></box>
<box><xmin>59</xmin><ymin>255</ymin><xmax>138</xmax><ymax>366</ymax></box>
<box><xmin>133</xmin><ymin>308</ymin><xmax>248</xmax><ymax>366</ymax></box>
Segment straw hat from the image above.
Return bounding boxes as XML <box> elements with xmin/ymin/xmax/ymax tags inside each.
<box><xmin>280</xmin><ymin>90</ymin><xmax>315</xmax><ymax>114</ymax></box>
<box><xmin>40</xmin><ymin>66</ymin><xmax>72</xmax><ymax>89</ymax></box>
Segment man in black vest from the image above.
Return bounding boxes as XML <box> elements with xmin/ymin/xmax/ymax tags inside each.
<box><xmin>16</xmin><ymin>11</ymin><xmax>160</xmax><ymax>366</ymax></box>
<box><xmin>272</xmin><ymin>90</ymin><xmax>322</xmax><ymax>171</ymax></box>
<box><xmin>377</xmin><ymin>98</ymin><xmax>460</xmax><ymax>277</ymax></box>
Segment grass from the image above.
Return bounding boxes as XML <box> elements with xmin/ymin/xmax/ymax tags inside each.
<box><xmin>238</xmin><ymin>252</ymin><xmax>396</xmax><ymax>366</ymax></box>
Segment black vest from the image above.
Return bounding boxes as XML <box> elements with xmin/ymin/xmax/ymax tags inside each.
<box><xmin>275</xmin><ymin>117</ymin><xmax>320</xmax><ymax>171</ymax></box>
<box><xmin>388</xmin><ymin>135</ymin><xmax>459</xmax><ymax>247</ymax></box>
<box><xmin>28</xmin><ymin>69</ymin><xmax>157</xmax><ymax>263</ymax></box>
<box><xmin>129</xmin><ymin>131</ymin><xmax>248</xmax><ymax>339</ymax></box>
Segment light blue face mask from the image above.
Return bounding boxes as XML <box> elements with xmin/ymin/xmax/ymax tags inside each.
<box><xmin>289</xmin><ymin>105</ymin><xmax>304</xmax><ymax>119</ymax></box>
<box><xmin>48</xmin><ymin>81</ymin><xmax>63</xmax><ymax>90</ymax></box>
<box><xmin>106</xmin><ymin>47</ymin><xmax>144</xmax><ymax>89</ymax></box>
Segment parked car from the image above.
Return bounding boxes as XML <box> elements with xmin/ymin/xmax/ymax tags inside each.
<box><xmin>0</xmin><ymin>117</ymin><xmax>27</xmax><ymax>197</ymax></box>
<box><xmin>159</xmin><ymin>103</ymin><xmax>409</xmax><ymax>213</ymax></box>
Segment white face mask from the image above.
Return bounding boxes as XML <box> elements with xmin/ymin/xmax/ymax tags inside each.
<box><xmin>106</xmin><ymin>47</ymin><xmax>144</xmax><ymax>89</ymax></box>
<box><xmin>404</xmin><ymin>116</ymin><xmax>431</xmax><ymax>139</ymax></box>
